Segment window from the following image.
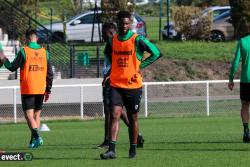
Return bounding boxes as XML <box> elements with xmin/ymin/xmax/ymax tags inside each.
<box><xmin>213</xmin><ymin>9</ymin><xmax>229</xmax><ymax>19</ymax></box>
<box><xmin>79</xmin><ymin>14</ymin><xmax>102</xmax><ymax>24</ymax></box>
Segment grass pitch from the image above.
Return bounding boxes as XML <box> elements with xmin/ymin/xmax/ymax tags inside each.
<box><xmin>1</xmin><ymin>116</ymin><xmax>250</xmax><ymax>167</ymax></box>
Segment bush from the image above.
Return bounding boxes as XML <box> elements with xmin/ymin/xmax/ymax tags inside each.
<box><xmin>171</xmin><ymin>6</ymin><xmax>212</xmax><ymax>40</ymax></box>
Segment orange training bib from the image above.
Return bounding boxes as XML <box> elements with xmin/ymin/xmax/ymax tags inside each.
<box><xmin>20</xmin><ymin>46</ymin><xmax>47</xmax><ymax>94</ymax></box>
<box><xmin>110</xmin><ymin>33</ymin><xmax>142</xmax><ymax>89</ymax></box>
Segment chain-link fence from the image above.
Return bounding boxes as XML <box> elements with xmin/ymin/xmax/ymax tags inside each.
<box><xmin>143</xmin><ymin>80</ymin><xmax>240</xmax><ymax>117</ymax></box>
<box><xmin>0</xmin><ymin>80</ymin><xmax>241</xmax><ymax>123</ymax></box>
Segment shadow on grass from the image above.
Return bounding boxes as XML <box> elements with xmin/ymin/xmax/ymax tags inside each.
<box><xmin>143</xmin><ymin>141</ymin><xmax>250</xmax><ymax>152</ymax></box>
<box><xmin>148</xmin><ymin>141</ymin><xmax>241</xmax><ymax>144</ymax></box>
<box><xmin>34</xmin><ymin>157</ymin><xmax>84</xmax><ymax>160</ymax></box>
<box><xmin>144</xmin><ymin>148</ymin><xmax>250</xmax><ymax>152</ymax></box>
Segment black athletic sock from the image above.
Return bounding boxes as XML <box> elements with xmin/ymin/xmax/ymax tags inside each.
<box><xmin>243</xmin><ymin>123</ymin><xmax>249</xmax><ymax>134</ymax></box>
<box><xmin>29</xmin><ymin>133</ymin><xmax>33</xmax><ymax>144</ymax></box>
<box><xmin>31</xmin><ymin>128</ymin><xmax>39</xmax><ymax>140</ymax></box>
<box><xmin>104</xmin><ymin>138</ymin><xmax>109</xmax><ymax>144</ymax></box>
<box><xmin>109</xmin><ymin>141</ymin><xmax>116</xmax><ymax>152</ymax></box>
<box><xmin>130</xmin><ymin>144</ymin><xmax>137</xmax><ymax>153</ymax></box>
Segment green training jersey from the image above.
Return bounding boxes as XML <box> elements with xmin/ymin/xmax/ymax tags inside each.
<box><xmin>0</xmin><ymin>42</ymin><xmax>2</xmax><ymax>51</ymax></box>
<box><xmin>229</xmin><ymin>35</ymin><xmax>250</xmax><ymax>83</ymax></box>
<box><xmin>0</xmin><ymin>42</ymin><xmax>3</xmax><ymax>68</ymax></box>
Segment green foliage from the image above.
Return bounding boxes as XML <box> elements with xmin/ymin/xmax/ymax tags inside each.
<box><xmin>101</xmin><ymin>0</ymin><xmax>135</xmax><ymax>23</ymax></box>
<box><xmin>0</xmin><ymin>0</ymin><xmax>38</xmax><ymax>42</ymax></box>
<box><xmin>210</xmin><ymin>0</ymin><xmax>229</xmax><ymax>6</ymax></box>
<box><xmin>229</xmin><ymin>0</ymin><xmax>250</xmax><ymax>39</ymax></box>
<box><xmin>13</xmin><ymin>0</ymin><xmax>37</xmax><ymax>15</ymax></box>
<box><xmin>171</xmin><ymin>6</ymin><xmax>212</xmax><ymax>40</ymax></box>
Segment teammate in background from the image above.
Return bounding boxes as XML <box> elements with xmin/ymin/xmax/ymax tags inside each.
<box><xmin>0</xmin><ymin>42</ymin><xmax>4</xmax><ymax>67</ymax></box>
<box><xmin>228</xmin><ymin>35</ymin><xmax>250</xmax><ymax>143</ymax></box>
<box><xmin>2</xmin><ymin>29</ymin><xmax>53</xmax><ymax>148</ymax></box>
<box><xmin>100</xmin><ymin>11</ymin><xmax>161</xmax><ymax>159</ymax></box>
<box><xmin>98</xmin><ymin>22</ymin><xmax>144</xmax><ymax>148</ymax></box>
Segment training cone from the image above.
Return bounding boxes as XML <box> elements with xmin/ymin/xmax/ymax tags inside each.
<box><xmin>40</xmin><ymin>123</ymin><xmax>50</xmax><ymax>132</ymax></box>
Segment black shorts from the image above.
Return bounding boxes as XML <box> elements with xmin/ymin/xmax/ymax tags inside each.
<box><xmin>240</xmin><ymin>83</ymin><xmax>250</xmax><ymax>101</ymax></box>
<box><xmin>103</xmin><ymin>78</ymin><xmax>111</xmax><ymax>106</ymax></box>
<box><xmin>110</xmin><ymin>87</ymin><xmax>142</xmax><ymax>113</ymax></box>
<box><xmin>21</xmin><ymin>95</ymin><xmax>44</xmax><ymax>111</ymax></box>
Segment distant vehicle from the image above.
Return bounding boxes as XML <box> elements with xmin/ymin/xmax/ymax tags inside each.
<box><xmin>38</xmin><ymin>10</ymin><xmax>147</xmax><ymax>43</ymax></box>
<box><xmin>134</xmin><ymin>0</ymin><xmax>149</xmax><ymax>6</ymax></box>
<box><xmin>162</xmin><ymin>6</ymin><xmax>232</xmax><ymax>41</ymax></box>
<box><xmin>210</xmin><ymin>10</ymin><xmax>234</xmax><ymax>41</ymax></box>
<box><xmin>201</xmin><ymin>6</ymin><xmax>230</xmax><ymax>19</ymax></box>
<box><xmin>134</xmin><ymin>0</ymin><xmax>160</xmax><ymax>6</ymax></box>
<box><xmin>161</xmin><ymin>22</ymin><xmax>177</xmax><ymax>40</ymax></box>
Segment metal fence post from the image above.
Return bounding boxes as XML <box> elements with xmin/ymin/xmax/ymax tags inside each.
<box><xmin>97</xmin><ymin>45</ymin><xmax>100</xmax><ymax>78</ymax></box>
<box><xmin>50</xmin><ymin>8</ymin><xmax>53</xmax><ymax>33</ymax></box>
<box><xmin>70</xmin><ymin>45</ymin><xmax>74</xmax><ymax>78</ymax></box>
<box><xmin>144</xmin><ymin>84</ymin><xmax>148</xmax><ymax>118</ymax></box>
<box><xmin>14</xmin><ymin>45</ymin><xmax>18</xmax><ymax>79</ymax></box>
<box><xmin>80</xmin><ymin>86</ymin><xmax>84</xmax><ymax>119</ymax></box>
<box><xmin>159</xmin><ymin>0</ymin><xmax>162</xmax><ymax>40</ymax></box>
<box><xmin>13</xmin><ymin>88</ymin><xmax>17</xmax><ymax>123</ymax></box>
<box><xmin>206</xmin><ymin>82</ymin><xmax>210</xmax><ymax>116</ymax></box>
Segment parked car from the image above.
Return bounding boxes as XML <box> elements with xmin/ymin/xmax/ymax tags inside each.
<box><xmin>162</xmin><ymin>6</ymin><xmax>232</xmax><ymax>41</ymax></box>
<box><xmin>210</xmin><ymin>10</ymin><xmax>234</xmax><ymax>41</ymax></box>
<box><xmin>38</xmin><ymin>10</ymin><xmax>147</xmax><ymax>43</ymax></box>
<box><xmin>201</xmin><ymin>6</ymin><xmax>230</xmax><ymax>19</ymax></box>
<box><xmin>161</xmin><ymin>21</ymin><xmax>177</xmax><ymax>40</ymax></box>
<box><xmin>134</xmin><ymin>0</ymin><xmax>149</xmax><ymax>6</ymax></box>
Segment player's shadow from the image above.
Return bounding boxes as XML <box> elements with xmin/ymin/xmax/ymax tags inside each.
<box><xmin>3</xmin><ymin>144</ymin><xmax>98</xmax><ymax>152</ymax></box>
<box><xmin>145</xmin><ymin>148</ymin><xmax>250</xmax><ymax>152</ymax></box>
<box><xmin>144</xmin><ymin>141</ymin><xmax>250</xmax><ymax>152</ymax></box>
<box><xmin>150</xmin><ymin>141</ymin><xmax>241</xmax><ymax>144</ymax></box>
<box><xmin>34</xmin><ymin>157</ymin><xmax>84</xmax><ymax>160</ymax></box>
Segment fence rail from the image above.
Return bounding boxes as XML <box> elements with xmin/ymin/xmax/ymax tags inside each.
<box><xmin>0</xmin><ymin>80</ymin><xmax>241</xmax><ymax>123</ymax></box>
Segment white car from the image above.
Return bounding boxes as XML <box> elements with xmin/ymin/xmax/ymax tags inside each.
<box><xmin>39</xmin><ymin>10</ymin><xmax>147</xmax><ymax>43</ymax></box>
<box><xmin>134</xmin><ymin>0</ymin><xmax>160</xmax><ymax>6</ymax></box>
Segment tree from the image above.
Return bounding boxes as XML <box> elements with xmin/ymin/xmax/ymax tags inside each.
<box><xmin>13</xmin><ymin>0</ymin><xmax>37</xmax><ymax>15</ymax></box>
<box><xmin>229</xmin><ymin>0</ymin><xmax>250</xmax><ymax>39</ymax></box>
<box><xmin>210</xmin><ymin>0</ymin><xmax>229</xmax><ymax>6</ymax></box>
<box><xmin>101</xmin><ymin>0</ymin><xmax>135</xmax><ymax>23</ymax></box>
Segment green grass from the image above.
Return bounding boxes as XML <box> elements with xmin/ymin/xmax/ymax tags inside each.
<box><xmin>37</xmin><ymin>1</ymin><xmax>62</xmax><ymax>25</ymax></box>
<box><xmin>1</xmin><ymin>116</ymin><xmax>250</xmax><ymax>167</ymax></box>
<box><xmin>144</xmin><ymin>16</ymin><xmax>168</xmax><ymax>41</ymax></box>
<box><xmin>142</xmin><ymin>99</ymin><xmax>240</xmax><ymax>117</ymax></box>
<box><xmin>154</xmin><ymin>40</ymin><xmax>237</xmax><ymax>61</ymax></box>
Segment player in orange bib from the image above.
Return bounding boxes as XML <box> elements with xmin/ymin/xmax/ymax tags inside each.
<box><xmin>98</xmin><ymin>22</ymin><xmax>144</xmax><ymax>149</ymax></box>
<box><xmin>3</xmin><ymin>30</ymin><xmax>53</xmax><ymax>149</ymax></box>
<box><xmin>100</xmin><ymin>11</ymin><xmax>161</xmax><ymax>159</ymax></box>
<box><xmin>0</xmin><ymin>42</ymin><xmax>5</xmax><ymax>67</ymax></box>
